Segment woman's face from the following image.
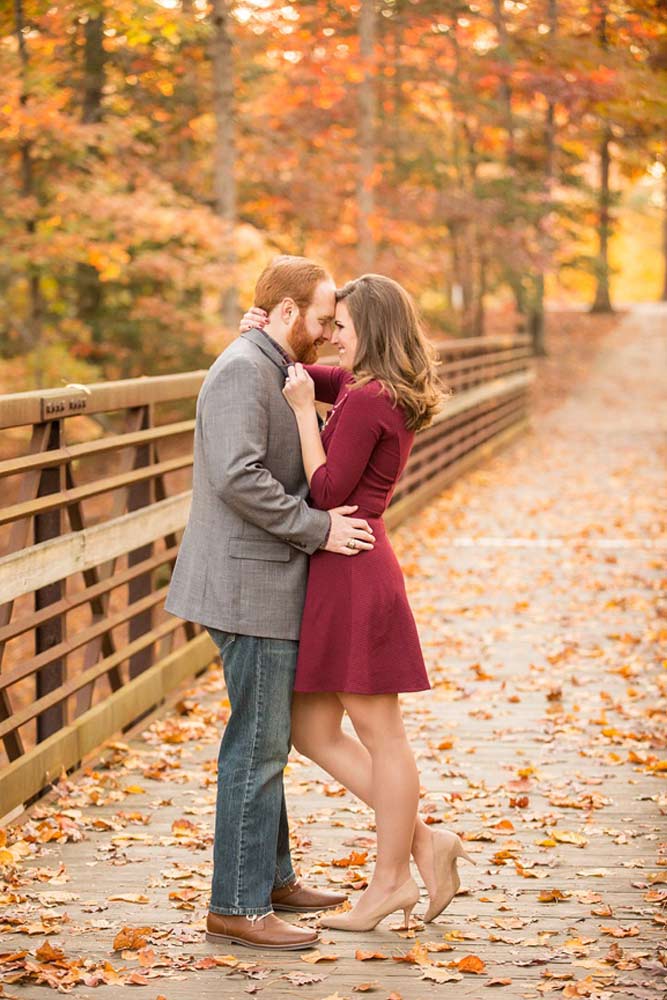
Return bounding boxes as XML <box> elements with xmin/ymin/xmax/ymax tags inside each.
<box><xmin>331</xmin><ymin>300</ymin><xmax>358</xmax><ymax>371</ymax></box>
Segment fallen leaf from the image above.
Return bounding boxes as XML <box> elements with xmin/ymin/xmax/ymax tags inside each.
<box><xmin>392</xmin><ymin>941</ymin><xmax>429</xmax><ymax>965</ymax></box>
<box><xmin>538</xmin><ymin>889</ymin><xmax>571</xmax><ymax>902</ymax></box>
<box><xmin>112</xmin><ymin>927</ymin><xmax>152</xmax><ymax>951</ymax></box>
<box><xmin>421</xmin><ymin>968</ymin><xmax>463</xmax><ymax>983</ymax></box>
<box><xmin>283</xmin><ymin>971</ymin><xmax>327</xmax><ymax>986</ymax></box>
<box><xmin>600</xmin><ymin>924</ymin><xmax>640</xmax><ymax>938</ymax></box>
<box><xmin>332</xmin><ymin>851</ymin><xmax>368</xmax><ymax>868</ymax></box>
<box><xmin>301</xmin><ymin>950</ymin><xmax>339</xmax><ymax>964</ymax></box>
<box><xmin>35</xmin><ymin>942</ymin><xmax>65</xmax><ymax>962</ymax></box>
<box><xmin>457</xmin><ymin>953</ymin><xmax>486</xmax><ymax>974</ymax></box>
<box><xmin>108</xmin><ymin>893</ymin><xmax>150</xmax><ymax>904</ymax></box>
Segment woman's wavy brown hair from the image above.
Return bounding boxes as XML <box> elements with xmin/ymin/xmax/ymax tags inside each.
<box><xmin>336</xmin><ymin>274</ymin><xmax>445</xmax><ymax>431</ymax></box>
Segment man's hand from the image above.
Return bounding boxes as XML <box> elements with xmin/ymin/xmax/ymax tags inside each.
<box><xmin>240</xmin><ymin>307</ymin><xmax>269</xmax><ymax>334</ymax></box>
<box><xmin>324</xmin><ymin>506</ymin><xmax>375</xmax><ymax>556</ymax></box>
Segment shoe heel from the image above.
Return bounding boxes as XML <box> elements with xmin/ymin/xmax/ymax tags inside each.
<box><xmin>402</xmin><ymin>903</ymin><xmax>415</xmax><ymax>928</ymax></box>
<box><xmin>455</xmin><ymin>836</ymin><xmax>476</xmax><ymax>865</ymax></box>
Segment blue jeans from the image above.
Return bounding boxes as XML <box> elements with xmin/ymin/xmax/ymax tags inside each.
<box><xmin>206</xmin><ymin>628</ymin><xmax>298</xmax><ymax>917</ymax></box>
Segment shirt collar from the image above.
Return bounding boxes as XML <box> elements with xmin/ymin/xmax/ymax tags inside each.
<box><xmin>257</xmin><ymin>328</ymin><xmax>293</xmax><ymax>368</ymax></box>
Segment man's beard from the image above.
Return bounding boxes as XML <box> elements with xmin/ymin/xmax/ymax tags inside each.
<box><xmin>287</xmin><ymin>314</ymin><xmax>318</xmax><ymax>364</ymax></box>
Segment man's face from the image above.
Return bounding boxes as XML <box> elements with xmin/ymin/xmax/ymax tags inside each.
<box><xmin>287</xmin><ymin>279</ymin><xmax>336</xmax><ymax>364</ymax></box>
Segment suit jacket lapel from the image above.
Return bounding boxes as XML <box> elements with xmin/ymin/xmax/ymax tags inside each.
<box><xmin>241</xmin><ymin>328</ymin><xmax>326</xmax><ymax>429</ymax></box>
<box><xmin>241</xmin><ymin>328</ymin><xmax>289</xmax><ymax>374</ymax></box>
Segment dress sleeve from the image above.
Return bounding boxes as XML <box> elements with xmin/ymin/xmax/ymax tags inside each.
<box><xmin>304</xmin><ymin>364</ymin><xmax>352</xmax><ymax>404</ymax></box>
<box><xmin>308</xmin><ymin>388</ymin><xmax>386</xmax><ymax>509</ymax></box>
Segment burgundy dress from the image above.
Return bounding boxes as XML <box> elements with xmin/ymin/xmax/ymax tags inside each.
<box><xmin>293</xmin><ymin>365</ymin><xmax>430</xmax><ymax>695</ymax></box>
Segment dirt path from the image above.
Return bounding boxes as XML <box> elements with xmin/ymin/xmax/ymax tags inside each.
<box><xmin>2</xmin><ymin>305</ymin><xmax>666</xmax><ymax>999</ymax></box>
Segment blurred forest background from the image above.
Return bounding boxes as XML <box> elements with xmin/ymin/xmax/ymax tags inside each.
<box><xmin>1</xmin><ymin>0</ymin><xmax>666</xmax><ymax>391</ymax></box>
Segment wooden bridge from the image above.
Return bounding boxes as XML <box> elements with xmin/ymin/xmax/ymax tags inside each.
<box><xmin>0</xmin><ymin>310</ymin><xmax>665</xmax><ymax>999</ymax></box>
<box><xmin>0</xmin><ymin>334</ymin><xmax>532</xmax><ymax>814</ymax></box>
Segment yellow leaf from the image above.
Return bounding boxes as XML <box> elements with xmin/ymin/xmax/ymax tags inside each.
<box><xmin>551</xmin><ymin>830</ymin><xmax>588</xmax><ymax>847</ymax></box>
<box><xmin>301</xmin><ymin>950</ymin><xmax>339</xmax><ymax>964</ymax></box>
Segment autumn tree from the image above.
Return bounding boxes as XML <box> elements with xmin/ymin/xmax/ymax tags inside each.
<box><xmin>1</xmin><ymin>0</ymin><xmax>665</xmax><ymax>390</ymax></box>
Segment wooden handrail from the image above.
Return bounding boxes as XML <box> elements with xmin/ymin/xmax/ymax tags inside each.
<box><xmin>0</xmin><ymin>372</ymin><xmax>206</xmax><ymax>429</ymax></box>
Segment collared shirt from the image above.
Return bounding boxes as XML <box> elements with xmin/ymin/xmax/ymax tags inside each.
<box><xmin>256</xmin><ymin>328</ymin><xmax>293</xmax><ymax>370</ymax></box>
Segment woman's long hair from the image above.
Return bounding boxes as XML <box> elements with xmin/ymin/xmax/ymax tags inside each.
<box><xmin>336</xmin><ymin>274</ymin><xmax>445</xmax><ymax>432</ymax></box>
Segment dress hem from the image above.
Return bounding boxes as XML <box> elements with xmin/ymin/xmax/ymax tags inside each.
<box><xmin>293</xmin><ymin>684</ymin><xmax>431</xmax><ymax>694</ymax></box>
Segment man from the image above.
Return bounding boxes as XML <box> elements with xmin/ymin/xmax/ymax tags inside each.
<box><xmin>165</xmin><ymin>256</ymin><xmax>375</xmax><ymax>950</ymax></box>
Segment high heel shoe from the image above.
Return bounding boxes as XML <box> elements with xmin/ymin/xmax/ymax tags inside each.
<box><xmin>422</xmin><ymin>830</ymin><xmax>477</xmax><ymax>923</ymax></box>
<box><xmin>320</xmin><ymin>877</ymin><xmax>420</xmax><ymax>932</ymax></box>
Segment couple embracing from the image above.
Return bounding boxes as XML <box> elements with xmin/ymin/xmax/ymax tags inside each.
<box><xmin>165</xmin><ymin>256</ymin><xmax>474</xmax><ymax>951</ymax></box>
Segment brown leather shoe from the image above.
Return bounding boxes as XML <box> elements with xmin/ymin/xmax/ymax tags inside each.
<box><xmin>205</xmin><ymin>911</ymin><xmax>319</xmax><ymax>950</ymax></box>
<box><xmin>271</xmin><ymin>879</ymin><xmax>348</xmax><ymax>913</ymax></box>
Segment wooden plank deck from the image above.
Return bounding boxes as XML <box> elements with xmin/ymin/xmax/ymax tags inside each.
<box><xmin>2</xmin><ymin>304</ymin><xmax>666</xmax><ymax>999</ymax></box>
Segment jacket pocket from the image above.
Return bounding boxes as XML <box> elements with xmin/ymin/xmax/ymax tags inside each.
<box><xmin>228</xmin><ymin>538</ymin><xmax>291</xmax><ymax>562</ymax></box>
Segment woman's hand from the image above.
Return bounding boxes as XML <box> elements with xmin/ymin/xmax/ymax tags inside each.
<box><xmin>239</xmin><ymin>306</ymin><xmax>269</xmax><ymax>334</ymax></box>
<box><xmin>283</xmin><ymin>363</ymin><xmax>315</xmax><ymax>412</ymax></box>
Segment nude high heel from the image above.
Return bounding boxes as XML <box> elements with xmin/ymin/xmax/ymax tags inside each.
<box><xmin>423</xmin><ymin>830</ymin><xmax>477</xmax><ymax>923</ymax></box>
<box><xmin>320</xmin><ymin>877</ymin><xmax>420</xmax><ymax>932</ymax></box>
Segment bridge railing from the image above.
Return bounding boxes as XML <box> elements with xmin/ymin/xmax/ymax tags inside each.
<box><xmin>0</xmin><ymin>334</ymin><xmax>533</xmax><ymax>816</ymax></box>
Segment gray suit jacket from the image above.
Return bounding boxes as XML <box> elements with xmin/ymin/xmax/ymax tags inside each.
<box><xmin>165</xmin><ymin>329</ymin><xmax>330</xmax><ymax>640</ymax></box>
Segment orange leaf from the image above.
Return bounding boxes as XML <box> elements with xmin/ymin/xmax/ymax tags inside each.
<box><xmin>392</xmin><ymin>941</ymin><xmax>429</xmax><ymax>965</ymax></box>
<box><xmin>301</xmin><ymin>949</ymin><xmax>339</xmax><ymax>964</ymax></box>
<box><xmin>457</xmin><ymin>954</ymin><xmax>486</xmax><ymax>974</ymax></box>
<box><xmin>112</xmin><ymin>927</ymin><xmax>152</xmax><ymax>952</ymax></box>
<box><xmin>35</xmin><ymin>941</ymin><xmax>65</xmax><ymax>963</ymax></box>
<box><xmin>332</xmin><ymin>851</ymin><xmax>368</xmax><ymax>867</ymax></box>
<box><xmin>538</xmin><ymin>889</ymin><xmax>571</xmax><ymax>902</ymax></box>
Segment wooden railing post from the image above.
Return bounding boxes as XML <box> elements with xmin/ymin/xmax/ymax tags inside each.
<box><xmin>34</xmin><ymin>419</ymin><xmax>65</xmax><ymax>741</ymax></box>
<box><xmin>127</xmin><ymin>405</ymin><xmax>155</xmax><ymax>680</ymax></box>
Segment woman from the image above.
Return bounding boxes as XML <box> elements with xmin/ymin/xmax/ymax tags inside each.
<box><xmin>244</xmin><ymin>275</ymin><xmax>474</xmax><ymax>931</ymax></box>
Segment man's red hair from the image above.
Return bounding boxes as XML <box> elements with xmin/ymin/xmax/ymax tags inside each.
<box><xmin>254</xmin><ymin>255</ymin><xmax>330</xmax><ymax>314</ymax></box>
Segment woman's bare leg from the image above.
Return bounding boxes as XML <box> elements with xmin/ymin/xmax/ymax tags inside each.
<box><xmin>330</xmin><ymin>692</ymin><xmax>418</xmax><ymax>914</ymax></box>
<box><xmin>291</xmin><ymin>691</ymin><xmax>439</xmax><ymax>888</ymax></box>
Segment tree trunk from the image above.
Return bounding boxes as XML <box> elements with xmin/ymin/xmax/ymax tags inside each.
<box><xmin>493</xmin><ymin>0</ymin><xmax>530</xmax><ymax>337</ymax></box>
<box><xmin>473</xmin><ymin>241</ymin><xmax>487</xmax><ymax>338</ymax></box>
<box><xmin>591</xmin><ymin>4</ymin><xmax>613</xmax><ymax>314</ymax></box>
<box><xmin>591</xmin><ymin>124</ymin><xmax>613</xmax><ymax>313</ymax></box>
<box><xmin>211</xmin><ymin>0</ymin><xmax>238</xmax><ymax>329</ymax></box>
<box><xmin>530</xmin><ymin>0</ymin><xmax>558</xmax><ymax>356</ymax></box>
<box><xmin>15</xmin><ymin>0</ymin><xmax>44</xmax><ymax>384</ymax></box>
<box><xmin>530</xmin><ymin>273</ymin><xmax>546</xmax><ymax>351</ymax></box>
<box><xmin>449</xmin><ymin>19</ymin><xmax>479</xmax><ymax>337</ymax></box>
<box><xmin>491</xmin><ymin>0</ymin><xmax>515</xmax><ymax>169</ymax></box>
<box><xmin>77</xmin><ymin>11</ymin><xmax>105</xmax><ymax>353</ymax></box>
<box><xmin>82</xmin><ymin>14</ymin><xmax>104</xmax><ymax>124</ymax></box>
<box><xmin>357</xmin><ymin>0</ymin><xmax>376</xmax><ymax>273</ymax></box>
